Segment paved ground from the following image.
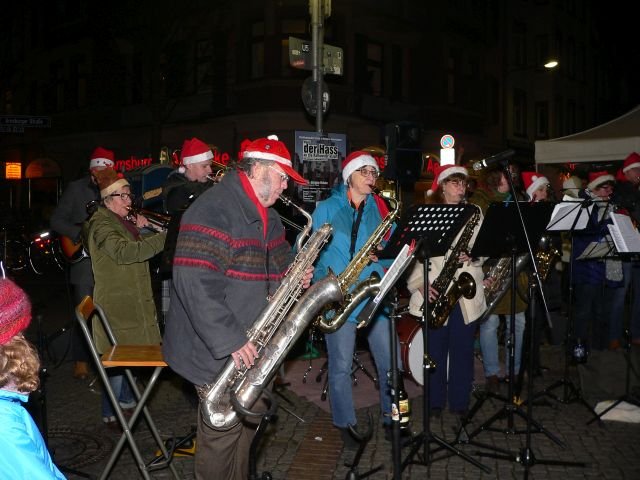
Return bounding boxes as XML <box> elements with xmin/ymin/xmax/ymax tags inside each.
<box><xmin>14</xmin><ymin>268</ymin><xmax>640</xmax><ymax>479</ymax></box>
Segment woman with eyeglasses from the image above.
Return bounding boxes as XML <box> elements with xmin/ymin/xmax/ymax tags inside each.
<box><xmin>311</xmin><ymin>150</ymin><xmax>400</xmax><ymax>447</ymax></box>
<box><xmin>406</xmin><ymin>164</ymin><xmax>489</xmax><ymax>417</ymax></box>
<box><xmin>81</xmin><ymin>168</ymin><xmax>167</xmax><ymax>430</ymax></box>
<box><xmin>573</xmin><ymin>171</ymin><xmax>626</xmax><ymax>353</ymax></box>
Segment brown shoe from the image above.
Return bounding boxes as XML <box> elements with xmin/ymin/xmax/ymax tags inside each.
<box><xmin>608</xmin><ymin>340</ymin><xmax>621</xmax><ymax>351</ymax></box>
<box><xmin>73</xmin><ymin>361</ymin><xmax>90</xmax><ymax>380</ymax></box>
<box><xmin>486</xmin><ymin>375</ymin><xmax>500</xmax><ymax>393</ymax></box>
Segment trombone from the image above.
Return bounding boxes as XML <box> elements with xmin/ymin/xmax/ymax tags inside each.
<box><xmin>126</xmin><ymin>207</ymin><xmax>171</xmax><ymax>231</ymax></box>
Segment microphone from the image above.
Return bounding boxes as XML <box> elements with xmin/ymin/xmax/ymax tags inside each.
<box><xmin>472</xmin><ymin>149</ymin><xmax>516</xmax><ymax>171</ymax></box>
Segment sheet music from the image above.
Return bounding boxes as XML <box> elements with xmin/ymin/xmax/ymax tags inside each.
<box><xmin>547</xmin><ymin>200</ymin><xmax>592</xmax><ymax>231</ymax></box>
<box><xmin>355</xmin><ymin>242</ymin><xmax>415</xmax><ymax>328</ymax></box>
<box><xmin>576</xmin><ymin>238</ymin><xmax>614</xmax><ymax>260</ymax></box>
<box><xmin>608</xmin><ymin>213</ymin><xmax>640</xmax><ymax>253</ymax></box>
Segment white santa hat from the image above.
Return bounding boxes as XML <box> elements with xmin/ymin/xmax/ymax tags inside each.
<box><xmin>89</xmin><ymin>147</ymin><xmax>115</xmax><ymax>169</ymax></box>
<box><xmin>179</xmin><ymin>137</ymin><xmax>213</xmax><ymax>173</ymax></box>
<box><xmin>521</xmin><ymin>171</ymin><xmax>550</xmax><ymax>199</ymax></box>
<box><xmin>341</xmin><ymin>151</ymin><xmax>379</xmax><ymax>184</ymax></box>
<box><xmin>427</xmin><ymin>164</ymin><xmax>468</xmax><ymax>196</ymax></box>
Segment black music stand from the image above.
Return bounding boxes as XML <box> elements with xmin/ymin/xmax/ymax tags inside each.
<box><xmin>382</xmin><ymin>203</ymin><xmax>491</xmax><ymax>474</ymax></box>
<box><xmin>532</xmin><ymin>198</ymin><xmax>600</xmax><ymax>418</ymax></box>
<box><xmin>455</xmin><ymin>201</ymin><xmax>565</xmax><ymax>447</ymax></box>
<box><xmin>461</xmin><ymin>172</ymin><xmax>586</xmax><ymax>474</ymax></box>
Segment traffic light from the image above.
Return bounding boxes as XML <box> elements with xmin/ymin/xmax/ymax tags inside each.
<box><xmin>384</xmin><ymin>121</ymin><xmax>423</xmax><ymax>185</ymax></box>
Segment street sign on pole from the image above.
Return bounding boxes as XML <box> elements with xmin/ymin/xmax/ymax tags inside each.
<box><xmin>301</xmin><ymin>77</ymin><xmax>330</xmax><ymax>117</ymax></box>
<box><xmin>289</xmin><ymin>37</ymin><xmax>343</xmax><ymax>76</ymax></box>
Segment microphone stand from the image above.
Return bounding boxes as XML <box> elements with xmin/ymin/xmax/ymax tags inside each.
<box><xmin>469</xmin><ymin>161</ymin><xmax>586</xmax><ymax>474</ymax></box>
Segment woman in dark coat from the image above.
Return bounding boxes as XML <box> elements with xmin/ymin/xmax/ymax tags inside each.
<box><xmin>82</xmin><ymin>168</ymin><xmax>166</xmax><ymax>428</ymax></box>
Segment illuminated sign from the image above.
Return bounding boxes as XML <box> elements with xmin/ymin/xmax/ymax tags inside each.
<box><xmin>5</xmin><ymin>162</ymin><xmax>22</xmax><ymax>180</ymax></box>
<box><xmin>115</xmin><ymin>157</ymin><xmax>153</xmax><ymax>171</ymax></box>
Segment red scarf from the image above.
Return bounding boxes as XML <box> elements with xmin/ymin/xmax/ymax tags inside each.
<box><xmin>239</xmin><ymin>171</ymin><xmax>268</xmax><ymax>239</ymax></box>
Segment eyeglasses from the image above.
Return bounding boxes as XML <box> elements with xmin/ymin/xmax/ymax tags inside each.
<box><xmin>446</xmin><ymin>179</ymin><xmax>468</xmax><ymax>187</ymax></box>
<box><xmin>266</xmin><ymin>164</ymin><xmax>289</xmax><ymax>183</ymax></box>
<box><xmin>356</xmin><ymin>167</ymin><xmax>379</xmax><ymax>179</ymax></box>
<box><xmin>109</xmin><ymin>192</ymin><xmax>135</xmax><ymax>201</ymax></box>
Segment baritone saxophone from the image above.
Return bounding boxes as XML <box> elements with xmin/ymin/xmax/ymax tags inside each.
<box><xmin>200</xmin><ymin>196</ymin><xmax>340</xmax><ymax>431</ymax></box>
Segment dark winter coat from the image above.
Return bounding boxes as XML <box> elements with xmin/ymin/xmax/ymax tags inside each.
<box><xmin>162</xmin><ymin>170</ymin><xmax>293</xmax><ymax>386</ymax></box>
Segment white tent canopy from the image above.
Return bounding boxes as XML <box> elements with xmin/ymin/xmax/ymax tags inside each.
<box><xmin>535</xmin><ymin>105</ymin><xmax>640</xmax><ymax>165</ymax></box>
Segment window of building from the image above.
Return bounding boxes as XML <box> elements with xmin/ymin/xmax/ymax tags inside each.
<box><xmin>513</xmin><ymin>22</ymin><xmax>527</xmax><ymax>69</ymax></box>
<box><xmin>535</xmin><ymin>35</ymin><xmax>549</xmax><ymax>69</ymax></box>
<box><xmin>447</xmin><ymin>50</ymin><xmax>456</xmax><ymax>105</ymax></box>
<box><xmin>366</xmin><ymin>42</ymin><xmax>383</xmax><ymax>97</ymax></box>
<box><xmin>554</xmin><ymin>96</ymin><xmax>564</xmax><ymax>137</ymax></box>
<box><xmin>251</xmin><ymin>21</ymin><xmax>265</xmax><ymax>79</ymax></box>
<box><xmin>281</xmin><ymin>18</ymin><xmax>307</xmax><ymax>77</ymax></box>
<box><xmin>535</xmin><ymin>101</ymin><xmax>549</xmax><ymax>138</ymax></box>
<box><xmin>567</xmin><ymin>100</ymin><xmax>576</xmax><ymax>134</ymax></box>
<box><xmin>196</xmin><ymin>39</ymin><xmax>214</xmax><ymax>93</ymax></box>
<box><xmin>70</xmin><ymin>55</ymin><xmax>86</xmax><ymax>108</ymax></box>
<box><xmin>567</xmin><ymin>37</ymin><xmax>576</xmax><ymax>79</ymax></box>
<box><xmin>513</xmin><ymin>89</ymin><xmax>527</xmax><ymax>137</ymax></box>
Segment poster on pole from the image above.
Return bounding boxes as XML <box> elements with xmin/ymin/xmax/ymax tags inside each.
<box><xmin>294</xmin><ymin>131</ymin><xmax>347</xmax><ymax>206</ymax></box>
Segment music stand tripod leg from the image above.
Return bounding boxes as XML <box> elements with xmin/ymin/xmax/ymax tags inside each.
<box><xmin>401</xmin><ymin>247</ymin><xmax>491</xmax><ymax>475</ymax></box>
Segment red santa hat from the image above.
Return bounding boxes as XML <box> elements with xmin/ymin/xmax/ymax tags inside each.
<box><xmin>89</xmin><ymin>147</ymin><xmax>115</xmax><ymax>169</ymax></box>
<box><xmin>427</xmin><ymin>164</ymin><xmax>468</xmax><ymax>196</ymax></box>
<box><xmin>0</xmin><ymin>279</ymin><xmax>32</xmax><ymax>345</ymax></box>
<box><xmin>622</xmin><ymin>152</ymin><xmax>640</xmax><ymax>173</ymax></box>
<box><xmin>178</xmin><ymin>138</ymin><xmax>213</xmax><ymax>173</ymax></box>
<box><xmin>521</xmin><ymin>171</ymin><xmax>550</xmax><ymax>199</ymax></box>
<box><xmin>587</xmin><ymin>171</ymin><xmax>615</xmax><ymax>191</ymax></box>
<box><xmin>341</xmin><ymin>151</ymin><xmax>379</xmax><ymax>185</ymax></box>
<box><xmin>242</xmin><ymin>135</ymin><xmax>307</xmax><ymax>185</ymax></box>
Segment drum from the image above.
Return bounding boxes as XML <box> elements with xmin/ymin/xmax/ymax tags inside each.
<box><xmin>396</xmin><ymin>314</ymin><xmax>424</xmax><ymax>385</ymax></box>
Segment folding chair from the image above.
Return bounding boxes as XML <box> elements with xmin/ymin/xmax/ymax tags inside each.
<box><xmin>75</xmin><ymin>295</ymin><xmax>180</xmax><ymax>480</ymax></box>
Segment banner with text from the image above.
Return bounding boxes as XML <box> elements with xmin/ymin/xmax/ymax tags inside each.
<box><xmin>294</xmin><ymin>131</ymin><xmax>347</xmax><ymax>206</ymax></box>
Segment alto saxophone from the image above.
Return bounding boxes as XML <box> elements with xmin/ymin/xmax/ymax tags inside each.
<box><xmin>315</xmin><ymin>190</ymin><xmax>401</xmax><ymax>333</ymax></box>
<box><xmin>200</xmin><ymin>196</ymin><xmax>339</xmax><ymax>431</ymax></box>
<box><xmin>428</xmin><ymin>205</ymin><xmax>481</xmax><ymax>328</ymax></box>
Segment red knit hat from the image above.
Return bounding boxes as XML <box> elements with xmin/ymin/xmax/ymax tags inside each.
<box><xmin>622</xmin><ymin>152</ymin><xmax>640</xmax><ymax>173</ymax></box>
<box><xmin>0</xmin><ymin>279</ymin><xmax>32</xmax><ymax>345</ymax></box>
<box><xmin>521</xmin><ymin>171</ymin><xmax>550</xmax><ymax>199</ymax></box>
<box><xmin>242</xmin><ymin>135</ymin><xmax>307</xmax><ymax>185</ymax></box>
<box><xmin>587</xmin><ymin>171</ymin><xmax>615</xmax><ymax>191</ymax></box>
<box><xmin>89</xmin><ymin>147</ymin><xmax>115</xmax><ymax>169</ymax></box>
<box><xmin>179</xmin><ymin>138</ymin><xmax>213</xmax><ymax>173</ymax></box>
<box><xmin>427</xmin><ymin>164</ymin><xmax>468</xmax><ymax>196</ymax></box>
<box><xmin>341</xmin><ymin>151</ymin><xmax>379</xmax><ymax>185</ymax></box>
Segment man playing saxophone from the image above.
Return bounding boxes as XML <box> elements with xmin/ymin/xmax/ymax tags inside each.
<box><xmin>406</xmin><ymin>164</ymin><xmax>488</xmax><ymax>417</ymax></box>
<box><xmin>162</xmin><ymin>135</ymin><xmax>312</xmax><ymax>480</ymax></box>
<box><xmin>311</xmin><ymin>151</ymin><xmax>398</xmax><ymax>447</ymax></box>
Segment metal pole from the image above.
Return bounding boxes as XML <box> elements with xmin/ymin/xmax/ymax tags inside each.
<box><xmin>311</xmin><ymin>0</ymin><xmax>324</xmax><ymax>133</ymax></box>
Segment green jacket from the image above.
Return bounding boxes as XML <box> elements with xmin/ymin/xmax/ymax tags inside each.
<box><xmin>82</xmin><ymin>207</ymin><xmax>167</xmax><ymax>353</ymax></box>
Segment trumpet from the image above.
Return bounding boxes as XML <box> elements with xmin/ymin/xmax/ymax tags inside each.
<box><xmin>206</xmin><ymin>159</ymin><xmax>233</xmax><ymax>183</ymax></box>
<box><xmin>126</xmin><ymin>207</ymin><xmax>171</xmax><ymax>231</ymax></box>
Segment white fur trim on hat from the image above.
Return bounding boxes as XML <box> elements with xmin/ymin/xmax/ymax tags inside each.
<box><xmin>587</xmin><ymin>174</ymin><xmax>615</xmax><ymax>191</ymax></box>
<box><xmin>89</xmin><ymin>157</ymin><xmax>114</xmax><ymax>169</ymax></box>
<box><xmin>623</xmin><ymin>161</ymin><xmax>640</xmax><ymax>173</ymax></box>
<box><xmin>427</xmin><ymin>166</ymin><xmax>468</xmax><ymax>196</ymax></box>
<box><xmin>183</xmin><ymin>150</ymin><xmax>213</xmax><ymax>165</ymax></box>
<box><xmin>342</xmin><ymin>154</ymin><xmax>378</xmax><ymax>184</ymax></box>
<box><xmin>526</xmin><ymin>175</ymin><xmax>549</xmax><ymax>199</ymax></box>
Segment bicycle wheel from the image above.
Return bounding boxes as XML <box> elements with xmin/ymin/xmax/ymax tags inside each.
<box><xmin>3</xmin><ymin>240</ymin><xmax>28</xmax><ymax>271</ymax></box>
